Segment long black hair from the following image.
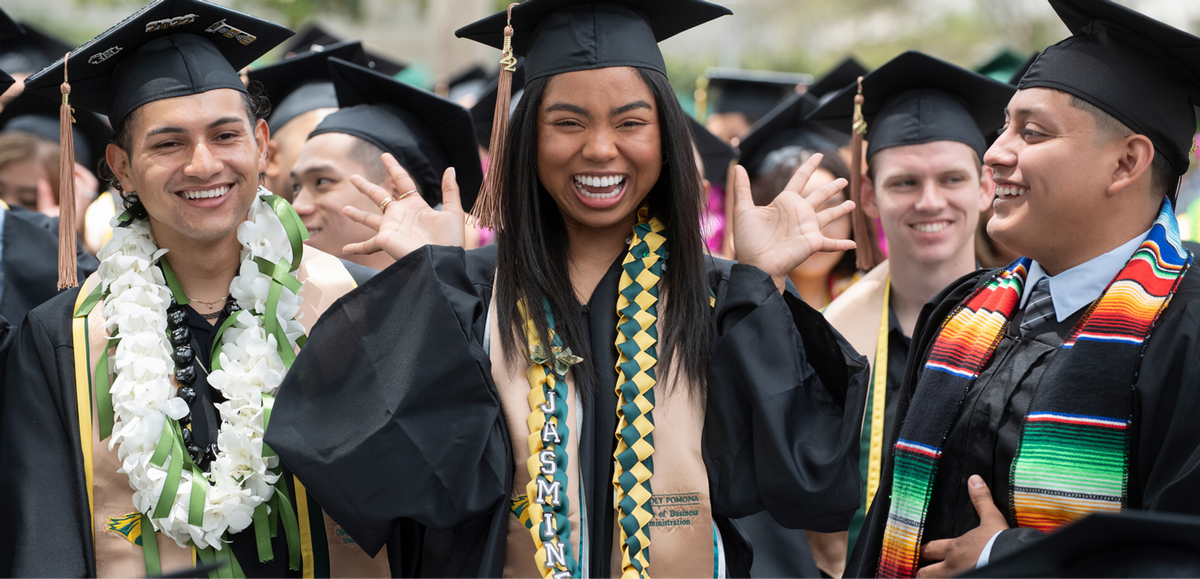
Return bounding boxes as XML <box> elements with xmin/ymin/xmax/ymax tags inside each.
<box><xmin>494</xmin><ymin>67</ymin><xmax>713</xmax><ymax>399</ymax></box>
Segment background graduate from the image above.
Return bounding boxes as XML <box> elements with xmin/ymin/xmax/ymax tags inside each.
<box><xmin>848</xmin><ymin>0</ymin><xmax>1200</xmax><ymax>576</ymax></box>
<box><xmin>265</xmin><ymin>0</ymin><xmax>869</xmax><ymax>577</ymax></box>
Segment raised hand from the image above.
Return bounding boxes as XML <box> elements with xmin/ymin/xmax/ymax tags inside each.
<box><xmin>342</xmin><ymin>153</ymin><xmax>466</xmax><ymax>261</ymax></box>
<box><xmin>731</xmin><ymin>153</ymin><xmax>857</xmax><ymax>293</ymax></box>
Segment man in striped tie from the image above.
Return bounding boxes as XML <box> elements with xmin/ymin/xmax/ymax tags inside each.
<box><xmin>847</xmin><ymin>0</ymin><xmax>1200</xmax><ymax>577</ymax></box>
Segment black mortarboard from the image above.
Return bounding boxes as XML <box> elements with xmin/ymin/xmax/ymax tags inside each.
<box><xmin>807</xmin><ymin>57</ymin><xmax>868</xmax><ymax>100</ymax></box>
<box><xmin>470</xmin><ymin>63</ymin><xmax>525</xmax><ymax>149</ymax></box>
<box><xmin>312</xmin><ymin>57</ymin><xmax>483</xmax><ymax>211</ymax></box>
<box><xmin>247</xmin><ymin>40</ymin><xmax>368</xmax><ymax>132</ymax></box>
<box><xmin>0</xmin><ymin>90</ymin><xmax>111</xmax><ymax>169</ymax></box>
<box><xmin>1008</xmin><ymin>51</ymin><xmax>1039</xmax><ymax>86</ymax></box>
<box><xmin>0</xmin><ymin>23</ymin><xmax>72</xmax><ymax>74</ymax></box>
<box><xmin>456</xmin><ymin>0</ymin><xmax>731</xmax><ymax>85</ymax></box>
<box><xmin>975</xmin><ymin>49</ymin><xmax>1028</xmax><ymax>83</ymax></box>
<box><xmin>705</xmin><ymin>67</ymin><xmax>808</xmax><ymax>122</ymax></box>
<box><xmin>1019</xmin><ymin>0</ymin><xmax>1200</xmax><ymax>177</ymax></box>
<box><xmin>966</xmin><ymin>511</ymin><xmax>1200</xmax><ymax>578</ymax></box>
<box><xmin>447</xmin><ymin>63</ymin><xmax>489</xmax><ymax>103</ymax></box>
<box><xmin>22</xmin><ymin>0</ymin><xmax>293</xmax><ymax>127</ymax></box>
<box><xmin>0</xmin><ymin>9</ymin><xmax>23</xmax><ymax>36</ymax></box>
<box><xmin>284</xmin><ymin>24</ymin><xmax>407</xmax><ymax>76</ymax></box>
<box><xmin>0</xmin><ymin>69</ymin><xmax>13</xmax><ymax>96</ymax></box>
<box><xmin>810</xmin><ymin>51</ymin><xmax>1015</xmax><ymax>160</ymax></box>
<box><xmin>686</xmin><ymin>115</ymin><xmax>735</xmax><ymax>188</ymax></box>
<box><xmin>737</xmin><ymin>91</ymin><xmax>850</xmax><ymax>181</ymax></box>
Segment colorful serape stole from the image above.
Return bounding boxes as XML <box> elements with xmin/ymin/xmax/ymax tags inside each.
<box><xmin>613</xmin><ymin>207</ymin><xmax>666</xmax><ymax>578</ymax></box>
<box><xmin>1010</xmin><ymin>200</ymin><xmax>1190</xmax><ymax>531</ymax></box>
<box><xmin>876</xmin><ymin>200</ymin><xmax>1190</xmax><ymax>578</ymax></box>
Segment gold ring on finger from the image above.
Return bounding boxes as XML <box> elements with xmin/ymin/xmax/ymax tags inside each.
<box><xmin>379</xmin><ymin>196</ymin><xmax>398</xmax><ymax>212</ymax></box>
<box><xmin>397</xmin><ymin>189</ymin><xmax>418</xmax><ymax>201</ymax></box>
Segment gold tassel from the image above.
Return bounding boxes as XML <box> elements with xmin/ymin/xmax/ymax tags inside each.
<box><xmin>58</xmin><ymin>52</ymin><xmax>78</xmax><ymax>289</ymax></box>
<box><xmin>849</xmin><ymin>76</ymin><xmax>882</xmax><ymax>272</ymax></box>
<box><xmin>472</xmin><ymin>3</ymin><xmax>520</xmax><ymax>232</ymax></box>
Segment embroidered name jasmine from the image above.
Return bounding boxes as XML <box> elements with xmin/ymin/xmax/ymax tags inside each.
<box><xmin>204</xmin><ymin>19</ymin><xmax>256</xmax><ymax>45</ymax></box>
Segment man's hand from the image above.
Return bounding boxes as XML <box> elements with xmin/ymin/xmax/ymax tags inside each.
<box><xmin>916</xmin><ymin>475</ymin><xmax>1010</xmax><ymax>578</ymax></box>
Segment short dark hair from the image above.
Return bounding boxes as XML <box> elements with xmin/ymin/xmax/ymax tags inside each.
<box><xmin>344</xmin><ymin>136</ymin><xmax>391</xmax><ymax>187</ymax></box>
<box><xmin>1067</xmin><ymin>94</ymin><xmax>1176</xmax><ymax>199</ymax></box>
<box><xmin>100</xmin><ymin>82</ymin><xmax>272</xmax><ymax>203</ymax></box>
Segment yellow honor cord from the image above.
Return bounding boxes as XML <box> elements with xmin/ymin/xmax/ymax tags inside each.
<box><xmin>865</xmin><ymin>279</ymin><xmax>891</xmax><ymax>509</ymax></box>
<box><xmin>72</xmin><ymin>283</ymin><xmax>96</xmax><ymax>546</ymax></box>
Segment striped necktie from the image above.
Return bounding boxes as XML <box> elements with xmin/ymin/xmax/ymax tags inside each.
<box><xmin>1019</xmin><ymin>277</ymin><xmax>1055</xmax><ymax>337</ymax></box>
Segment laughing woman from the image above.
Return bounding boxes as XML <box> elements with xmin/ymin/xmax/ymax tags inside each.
<box><xmin>265</xmin><ymin>1</ymin><xmax>868</xmax><ymax>577</ymax></box>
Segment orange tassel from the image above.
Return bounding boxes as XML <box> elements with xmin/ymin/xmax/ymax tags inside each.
<box><xmin>58</xmin><ymin>52</ymin><xmax>78</xmax><ymax>289</ymax></box>
<box><xmin>849</xmin><ymin>76</ymin><xmax>883</xmax><ymax>272</ymax></box>
<box><xmin>472</xmin><ymin>3</ymin><xmax>520</xmax><ymax>232</ymax></box>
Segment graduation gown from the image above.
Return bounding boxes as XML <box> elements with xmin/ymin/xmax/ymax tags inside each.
<box><xmin>1</xmin><ymin>206</ymin><xmax>99</xmax><ymax>324</ymax></box>
<box><xmin>0</xmin><ymin>247</ymin><xmax>379</xmax><ymax>578</ymax></box>
<box><xmin>847</xmin><ymin>266</ymin><xmax>1200</xmax><ymax>576</ymax></box>
<box><xmin>264</xmin><ymin>243</ymin><xmax>870</xmax><ymax>577</ymax></box>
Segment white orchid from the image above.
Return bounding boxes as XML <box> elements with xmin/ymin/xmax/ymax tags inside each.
<box><xmin>96</xmin><ymin>195</ymin><xmax>306</xmax><ymax>551</ymax></box>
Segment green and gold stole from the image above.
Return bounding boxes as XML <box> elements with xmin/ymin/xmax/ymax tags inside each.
<box><xmin>877</xmin><ymin>200</ymin><xmax>1191</xmax><ymax>578</ymax></box>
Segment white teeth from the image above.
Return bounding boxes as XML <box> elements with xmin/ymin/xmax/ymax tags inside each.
<box><xmin>995</xmin><ymin>185</ymin><xmax>1029</xmax><ymax>199</ymax></box>
<box><xmin>913</xmin><ymin>222</ymin><xmax>950</xmax><ymax>233</ymax></box>
<box><xmin>573</xmin><ymin>174</ymin><xmax>626</xmax><ymax>199</ymax></box>
<box><xmin>181</xmin><ymin>185</ymin><xmax>231</xmax><ymax>200</ymax></box>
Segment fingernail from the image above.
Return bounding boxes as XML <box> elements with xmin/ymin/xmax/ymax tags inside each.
<box><xmin>969</xmin><ymin>475</ymin><xmax>984</xmax><ymax>488</ymax></box>
<box><xmin>450</xmin><ymin>167</ymin><xmax>456</xmax><ymax>179</ymax></box>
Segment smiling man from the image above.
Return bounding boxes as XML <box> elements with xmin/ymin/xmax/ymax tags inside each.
<box><xmin>847</xmin><ymin>1</ymin><xmax>1200</xmax><ymax>578</ymax></box>
<box><xmin>798</xmin><ymin>51</ymin><xmax>1014</xmax><ymax>578</ymax></box>
<box><xmin>0</xmin><ymin>1</ymin><xmax>386</xmax><ymax>577</ymax></box>
<box><xmin>291</xmin><ymin>57</ymin><xmax>481</xmax><ymax>271</ymax></box>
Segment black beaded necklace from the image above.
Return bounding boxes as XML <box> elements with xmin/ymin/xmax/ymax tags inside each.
<box><xmin>164</xmin><ymin>277</ymin><xmax>243</xmax><ymax>468</ymax></box>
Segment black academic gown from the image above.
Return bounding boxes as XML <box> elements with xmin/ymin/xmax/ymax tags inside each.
<box><xmin>1</xmin><ymin>206</ymin><xmax>99</xmax><ymax>324</ymax></box>
<box><xmin>0</xmin><ymin>265</ymin><xmax>376</xmax><ymax>578</ymax></box>
<box><xmin>264</xmin><ymin>243</ymin><xmax>869</xmax><ymax>578</ymax></box>
<box><xmin>847</xmin><ymin>267</ymin><xmax>1200</xmax><ymax>576</ymax></box>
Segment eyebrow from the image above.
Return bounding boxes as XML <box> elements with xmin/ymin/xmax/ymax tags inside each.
<box><xmin>544</xmin><ymin>100</ymin><xmax>654</xmax><ymax>118</ymax></box>
<box><xmin>292</xmin><ymin>164</ymin><xmax>339</xmax><ymax>179</ymax></box>
<box><xmin>145</xmin><ymin>117</ymin><xmax>246</xmax><ymax>138</ymax></box>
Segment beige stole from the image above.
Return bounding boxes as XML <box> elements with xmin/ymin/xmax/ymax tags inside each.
<box><xmin>74</xmin><ymin>247</ymin><xmax>390</xmax><ymax>578</ymax></box>
<box><xmin>807</xmin><ymin>259</ymin><xmax>890</xmax><ymax>579</ymax></box>
<box><xmin>488</xmin><ymin>292</ymin><xmax>715</xmax><ymax>578</ymax></box>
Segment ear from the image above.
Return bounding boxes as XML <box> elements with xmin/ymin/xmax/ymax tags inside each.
<box><xmin>978</xmin><ymin>165</ymin><xmax>996</xmax><ymax>212</ymax></box>
<box><xmin>254</xmin><ymin>118</ymin><xmax>270</xmax><ymax>174</ymax></box>
<box><xmin>106</xmin><ymin>142</ymin><xmax>135</xmax><ymax>193</ymax></box>
<box><xmin>1108</xmin><ymin>133</ymin><xmax>1155</xmax><ymax>198</ymax></box>
<box><xmin>861</xmin><ymin>174</ymin><xmax>881</xmax><ymax>220</ymax></box>
<box><xmin>263</xmin><ymin>138</ymin><xmax>281</xmax><ymax>179</ymax></box>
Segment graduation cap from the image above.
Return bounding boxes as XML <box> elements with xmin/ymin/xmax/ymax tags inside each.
<box><xmin>445</xmin><ymin>63</ymin><xmax>489</xmax><ymax>102</ymax></box>
<box><xmin>686</xmin><ymin>115</ymin><xmax>735</xmax><ymax>189</ymax></box>
<box><xmin>469</xmin><ymin>62</ymin><xmax>525</xmax><ymax>150</ymax></box>
<box><xmin>704</xmin><ymin>67</ymin><xmax>809</xmax><ymax>122</ymax></box>
<box><xmin>0</xmin><ymin>22</ymin><xmax>72</xmax><ymax>75</ymax></box>
<box><xmin>456</xmin><ymin>0</ymin><xmax>732</xmax><ymax>228</ymax></box>
<box><xmin>965</xmin><ymin>511</ymin><xmax>1200</xmax><ymax>578</ymax></box>
<box><xmin>0</xmin><ymin>68</ymin><xmax>13</xmax><ymax>96</ymax></box>
<box><xmin>1008</xmin><ymin>51</ymin><xmax>1039</xmax><ymax>86</ymax></box>
<box><xmin>312</xmin><ymin>57</ymin><xmax>483</xmax><ymax>211</ymax></box>
<box><xmin>974</xmin><ymin>49</ymin><xmax>1028</xmax><ymax>83</ymax></box>
<box><xmin>284</xmin><ymin>24</ymin><xmax>406</xmax><ymax>77</ymax></box>
<box><xmin>737</xmin><ymin>91</ymin><xmax>850</xmax><ymax>181</ymax></box>
<box><xmin>0</xmin><ymin>90</ymin><xmax>111</xmax><ymax>169</ymax></box>
<box><xmin>810</xmin><ymin>51</ymin><xmax>1015</xmax><ymax>161</ymax></box>
<box><xmin>806</xmin><ymin>56</ymin><xmax>868</xmax><ymax>100</ymax></box>
<box><xmin>246</xmin><ymin>40</ymin><xmax>368</xmax><ymax>133</ymax></box>
<box><xmin>19</xmin><ymin>0</ymin><xmax>292</xmax><ymax>289</ymax></box>
<box><xmin>1019</xmin><ymin>0</ymin><xmax>1200</xmax><ymax>179</ymax></box>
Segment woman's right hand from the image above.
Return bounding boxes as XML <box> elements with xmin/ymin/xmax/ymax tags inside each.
<box><xmin>343</xmin><ymin>153</ymin><xmax>466</xmax><ymax>261</ymax></box>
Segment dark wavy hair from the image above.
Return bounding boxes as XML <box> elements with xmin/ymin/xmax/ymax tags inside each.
<box><xmin>98</xmin><ymin>81</ymin><xmax>272</xmax><ymax>209</ymax></box>
<box><xmin>494</xmin><ymin>67</ymin><xmax>714</xmax><ymax>398</ymax></box>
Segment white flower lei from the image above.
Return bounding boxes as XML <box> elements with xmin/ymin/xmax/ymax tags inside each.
<box><xmin>97</xmin><ymin>191</ymin><xmax>306</xmax><ymax>550</ymax></box>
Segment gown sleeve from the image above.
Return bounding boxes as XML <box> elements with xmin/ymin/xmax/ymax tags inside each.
<box><xmin>0</xmin><ymin>293</ymin><xmax>95</xmax><ymax>577</ymax></box>
<box><xmin>264</xmin><ymin>245</ymin><xmax>510</xmax><ymax>557</ymax></box>
<box><xmin>703</xmin><ymin>263</ymin><xmax>869</xmax><ymax>533</ymax></box>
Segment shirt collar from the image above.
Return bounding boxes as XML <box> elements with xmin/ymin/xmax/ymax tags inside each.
<box><xmin>1021</xmin><ymin>228</ymin><xmax>1152</xmax><ymax>322</ymax></box>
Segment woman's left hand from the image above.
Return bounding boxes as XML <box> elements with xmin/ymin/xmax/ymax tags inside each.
<box><xmin>731</xmin><ymin>153</ymin><xmax>857</xmax><ymax>293</ymax></box>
